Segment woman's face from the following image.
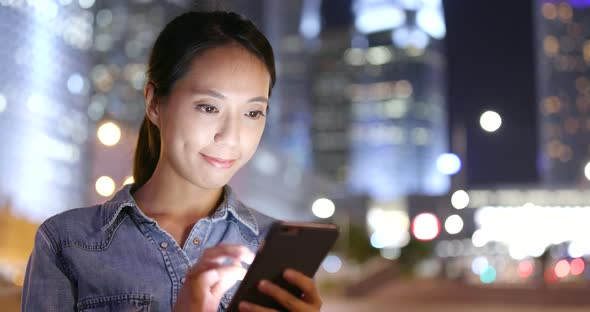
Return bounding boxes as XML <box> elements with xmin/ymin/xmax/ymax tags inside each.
<box><xmin>147</xmin><ymin>44</ymin><xmax>270</xmax><ymax>189</ymax></box>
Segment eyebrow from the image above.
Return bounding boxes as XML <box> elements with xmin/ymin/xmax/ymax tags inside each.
<box><xmin>197</xmin><ymin>89</ymin><xmax>268</xmax><ymax>104</ymax></box>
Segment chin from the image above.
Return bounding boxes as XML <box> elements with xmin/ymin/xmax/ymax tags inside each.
<box><xmin>192</xmin><ymin>174</ymin><xmax>233</xmax><ymax>190</ymax></box>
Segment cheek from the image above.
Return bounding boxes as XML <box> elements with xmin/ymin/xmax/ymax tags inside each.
<box><xmin>240</xmin><ymin>124</ymin><xmax>265</xmax><ymax>154</ymax></box>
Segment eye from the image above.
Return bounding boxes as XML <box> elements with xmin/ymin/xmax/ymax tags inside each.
<box><xmin>196</xmin><ymin>104</ymin><xmax>219</xmax><ymax>114</ymax></box>
<box><xmin>246</xmin><ymin>111</ymin><xmax>265</xmax><ymax>119</ymax></box>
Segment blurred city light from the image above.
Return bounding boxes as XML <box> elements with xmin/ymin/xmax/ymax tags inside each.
<box><xmin>0</xmin><ymin>93</ymin><xmax>6</xmax><ymax>113</ymax></box>
<box><xmin>78</xmin><ymin>0</ymin><xmax>95</xmax><ymax>9</ymax></box>
<box><xmin>518</xmin><ymin>260</ymin><xmax>534</xmax><ymax>278</ymax></box>
<box><xmin>474</xmin><ymin>205</ymin><xmax>590</xmax><ymax>258</ymax></box>
<box><xmin>412</xmin><ymin>213</ymin><xmax>440</xmax><ymax>241</ymax></box>
<box><xmin>555</xmin><ymin>259</ymin><xmax>570</xmax><ymax>278</ymax></box>
<box><xmin>479</xmin><ymin>110</ymin><xmax>502</xmax><ymax>132</ymax></box>
<box><xmin>416</xmin><ymin>7</ymin><xmax>446</xmax><ymax>39</ymax></box>
<box><xmin>471</xmin><ymin>229</ymin><xmax>488</xmax><ymax>248</ymax></box>
<box><xmin>353</xmin><ymin>1</ymin><xmax>406</xmax><ymax>34</ymax></box>
<box><xmin>344</xmin><ymin>48</ymin><xmax>365</xmax><ymax>66</ymax></box>
<box><xmin>392</xmin><ymin>27</ymin><xmax>430</xmax><ymax>49</ymax></box>
<box><xmin>444</xmin><ymin>214</ymin><xmax>464</xmax><ymax>234</ymax></box>
<box><xmin>451</xmin><ymin>190</ymin><xmax>469</xmax><ymax>209</ymax></box>
<box><xmin>95</xmin><ymin>176</ymin><xmax>115</xmax><ymax>197</ymax></box>
<box><xmin>123</xmin><ymin>176</ymin><xmax>134</xmax><ymax>186</ymax></box>
<box><xmin>66</xmin><ymin>73</ymin><xmax>86</xmax><ymax>95</ymax></box>
<box><xmin>570</xmin><ymin>258</ymin><xmax>585</xmax><ymax>276</ymax></box>
<box><xmin>471</xmin><ymin>256</ymin><xmax>488</xmax><ymax>275</ymax></box>
<box><xmin>371</xmin><ymin>229</ymin><xmax>410</xmax><ymax>249</ymax></box>
<box><xmin>311</xmin><ymin>198</ymin><xmax>335</xmax><ymax>219</ymax></box>
<box><xmin>365</xmin><ymin>46</ymin><xmax>393</xmax><ymax>65</ymax></box>
<box><xmin>584</xmin><ymin>161</ymin><xmax>590</xmax><ymax>180</ymax></box>
<box><xmin>97</xmin><ymin>121</ymin><xmax>121</xmax><ymax>146</ymax></box>
<box><xmin>321</xmin><ymin>255</ymin><xmax>342</xmax><ymax>273</ymax></box>
<box><xmin>367</xmin><ymin>208</ymin><xmax>410</xmax><ymax>248</ymax></box>
<box><xmin>567</xmin><ymin>240</ymin><xmax>590</xmax><ymax>258</ymax></box>
<box><xmin>436</xmin><ymin>153</ymin><xmax>461</xmax><ymax>175</ymax></box>
<box><xmin>480</xmin><ymin>266</ymin><xmax>497</xmax><ymax>284</ymax></box>
<box><xmin>299</xmin><ymin>0</ymin><xmax>321</xmax><ymax>39</ymax></box>
<box><xmin>380</xmin><ymin>247</ymin><xmax>401</xmax><ymax>260</ymax></box>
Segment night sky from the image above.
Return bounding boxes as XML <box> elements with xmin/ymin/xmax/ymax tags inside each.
<box><xmin>443</xmin><ymin>0</ymin><xmax>539</xmax><ymax>186</ymax></box>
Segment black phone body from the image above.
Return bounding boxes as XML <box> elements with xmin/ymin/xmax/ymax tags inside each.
<box><xmin>226</xmin><ymin>221</ymin><xmax>339</xmax><ymax>312</ymax></box>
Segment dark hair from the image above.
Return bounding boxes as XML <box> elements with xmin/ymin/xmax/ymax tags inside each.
<box><xmin>132</xmin><ymin>11</ymin><xmax>276</xmax><ymax>190</ymax></box>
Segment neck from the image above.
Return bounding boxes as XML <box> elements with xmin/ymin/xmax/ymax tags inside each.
<box><xmin>132</xmin><ymin>160</ymin><xmax>224</xmax><ymax>220</ymax></box>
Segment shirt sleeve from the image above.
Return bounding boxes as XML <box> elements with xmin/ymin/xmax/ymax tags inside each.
<box><xmin>21</xmin><ymin>224</ymin><xmax>76</xmax><ymax>311</ymax></box>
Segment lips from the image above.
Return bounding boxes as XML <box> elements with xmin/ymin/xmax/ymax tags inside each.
<box><xmin>200</xmin><ymin>153</ymin><xmax>236</xmax><ymax>169</ymax></box>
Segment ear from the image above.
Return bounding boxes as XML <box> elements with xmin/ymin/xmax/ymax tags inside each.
<box><xmin>144</xmin><ymin>82</ymin><xmax>160</xmax><ymax>128</ymax></box>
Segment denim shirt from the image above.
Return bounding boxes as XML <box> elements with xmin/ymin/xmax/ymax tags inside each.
<box><xmin>22</xmin><ymin>184</ymin><xmax>277</xmax><ymax>311</ymax></box>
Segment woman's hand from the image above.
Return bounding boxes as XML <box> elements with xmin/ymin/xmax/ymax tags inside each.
<box><xmin>238</xmin><ymin>269</ymin><xmax>322</xmax><ymax>312</ymax></box>
<box><xmin>173</xmin><ymin>244</ymin><xmax>255</xmax><ymax>312</ymax></box>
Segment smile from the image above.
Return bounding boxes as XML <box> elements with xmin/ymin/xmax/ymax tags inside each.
<box><xmin>200</xmin><ymin>153</ymin><xmax>236</xmax><ymax>169</ymax></box>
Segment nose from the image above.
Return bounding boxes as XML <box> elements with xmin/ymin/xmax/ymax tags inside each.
<box><xmin>214</xmin><ymin>114</ymin><xmax>240</xmax><ymax>146</ymax></box>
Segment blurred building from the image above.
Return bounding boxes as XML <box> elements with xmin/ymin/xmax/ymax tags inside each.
<box><xmin>0</xmin><ymin>1</ymin><xmax>92</xmax><ymax>223</ymax></box>
<box><xmin>310</xmin><ymin>27</ymin><xmax>353</xmax><ymax>183</ymax></box>
<box><xmin>346</xmin><ymin>0</ymin><xmax>449</xmax><ymax>201</ymax></box>
<box><xmin>536</xmin><ymin>0</ymin><xmax>590</xmax><ymax>186</ymax></box>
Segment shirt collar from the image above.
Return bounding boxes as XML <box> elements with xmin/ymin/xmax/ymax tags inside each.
<box><xmin>101</xmin><ymin>184</ymin><xmax>259</xmax><ymax>235</ymax></box>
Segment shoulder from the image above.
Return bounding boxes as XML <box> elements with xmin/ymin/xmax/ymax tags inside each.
<box><xmin>37</xmin><ymin>203</ymin><xmax>116</xmax><ymax>252</ymax></box>
<box><xmin>41</xmin><ymin>205</ymin><xmax>102</xmax><ymax>235</ymax></box>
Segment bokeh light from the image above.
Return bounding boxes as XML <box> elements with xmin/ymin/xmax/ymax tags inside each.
<box><xmin>518</xmin><ymin>260</ymin><xmax>534</xmax><ymax>278</ymax></box>
<box><xmin>312</xmin><ymin>198</ymin><xmax>335</xmax><ymax>219</ymax></box>
<box><xmin>0</xmin><ymin>93</ymin><xmax>7</xmax><ymax>113</ymax></box>
<box><xmin>555</xmin><ymin>259</ymin><xmax>570</xmax><ymax>278</ymax></box>
<box><xmin>570</xmin><ymin>258</ymin><xmax>585</xmax><ymax>276</ymax></box>
<box><xmin>444</xmin><ymin>214</ymin><xmax>464</xmax><ymax>234</ymax></box>
<box><xmin>451</xmin><ymin>190</ymin><xmax>469</xmax><ymax>209</ymax></box>
<box><xmin>480</xmin><ymin>266</ymin><xmax>497</xmax><ymax>284</ymax></box>
<box><xmin>471</xmin><ymin>229</ymin><xmax>488</xmax><ymax>248</ymax></box>
<box><xmin>584</xmin><ymin>161</ymin><xmax>590</xmax><ymax>181</ymax></box>
<box><xmin>436</xmin><ymin>153</ymin><xmax>462</xmax><ymax>175</ymax></box>
<box><xmin>322</xmin><ymin>255</ymin><xmax>343</xmax><ymax>273</ymax></box>
<box><xmin>97</xmin><ymin>121</ymin><xmax>121</xmax><ymax>146</ymax></box>
<box><xmin>471</xmin><ymin>256</ymin><xmax>488</xmax><ymax>275</ymax></box>
<box><xmin>480</xmin><ymin>111</ymin><xmax>502</xmax><ymax>132</ymax></box>
<box><xmin>95</xmin><ymin>176</ymin><xmax>115</xmax><ymax>197</ymax></box>
<box><xmin>412</xmin><ymin>213</ymin><xmax>440</xmax><ymax>241</ymax></box>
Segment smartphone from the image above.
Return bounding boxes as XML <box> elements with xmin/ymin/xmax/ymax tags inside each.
<box><xmin>226</xmin><ymin>221</ymin><xmax>339</xmax><ymax>312</ymax></box>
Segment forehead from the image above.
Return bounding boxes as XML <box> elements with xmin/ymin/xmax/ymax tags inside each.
<box><xmin>179</xmin><ymin>44</ymin><xmax>270</xmax><ymax>90</ymax></box>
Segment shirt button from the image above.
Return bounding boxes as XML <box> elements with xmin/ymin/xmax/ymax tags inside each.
<box><xmin>193</xmin><ymin>238</ymin><xmax>200</xmax><ymax>245</ymax></box>
<box><xmin>180</xmin><ymin>277</ymin><xmax>186</xmax><ymax>284</ymax></box>
<box><xmin>160</xmin><ymin>242</ymin><xmax>168</xmax><ymax>249</ymax></box>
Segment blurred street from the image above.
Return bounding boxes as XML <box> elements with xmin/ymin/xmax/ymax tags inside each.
<box><xmin>4</xmin><ymin>279</ymin><xmax>590</xmax><ymax>311</ymax></box>
<box><xmin>323</xmin><ymin>279</ymin><xmax>590</xmax><ymax>312</ymax></box>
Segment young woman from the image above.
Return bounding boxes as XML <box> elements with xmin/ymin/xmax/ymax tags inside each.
<box><xmin>22</xmin><ymin>11</ymin><xmax>322</xmax><ymax>312</ymax></box>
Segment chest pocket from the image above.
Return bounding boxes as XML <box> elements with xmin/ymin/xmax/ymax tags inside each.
<box><xmin>76</xmin><ymin>293</ymin><xmax>152</xmax><ymax>312</ymax></box>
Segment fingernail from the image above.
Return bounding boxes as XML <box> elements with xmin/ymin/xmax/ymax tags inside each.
<box><xmin>239</xmin><ymin>302</ymin><xmax>252</xmax><ymax>311</ymax></box>
<box><xmin>258</xmin><ymin>279</ymin><xmax>268</xmax><ymax>290</ymax></box>
<box><xmin>284</xmin><ymin>269</ymin><xmax>295</xmax><ymax>278</ymax></box>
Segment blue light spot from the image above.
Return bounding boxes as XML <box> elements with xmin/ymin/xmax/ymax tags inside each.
<box><xmin>436</xmin><ymin>153</ymin><xmax>461</xmax><ymax>175</ymax></box>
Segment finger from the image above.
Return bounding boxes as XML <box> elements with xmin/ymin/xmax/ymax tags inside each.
<box><xmin>211</xmin><ymin>265</ymin><xmax>248</xmax><ymax>297</ymax></box>
<box><xmin>283</xmin><ymin>269</ymin><xmax>322</xmax><ymax>306</ymax></box>
<box><xmin>257</xmin><ymin>280</ymin><xmax>306</xmax><ymax>311</ymax></box>
<box><xmin>202</xmin><ymin>245</ymin><xmax>255</xmax><ymax>264</ymax></box>
<box><xmin>238</xmin><ymin>301</ymin><xmax>277</xmax><ymax>312</ymax></box>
